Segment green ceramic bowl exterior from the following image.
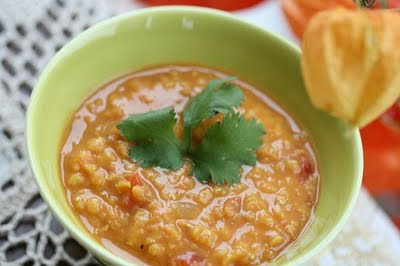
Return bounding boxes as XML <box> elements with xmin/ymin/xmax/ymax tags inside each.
<box><xmin>26</xmin><ymin>6</ymin><xmax>363</xmax><ymax>266</ymax></box>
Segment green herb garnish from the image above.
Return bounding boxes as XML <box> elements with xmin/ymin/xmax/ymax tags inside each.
<box><xmin>182</xmin><ymin>77</ymin><xmax>244</xmax><ymax>150</ymax></box>
<box><xmin>190</xmin><ymin>113</ymin><xmax>265</xmax><ymax>185</ymax></box>
<box><xmin>117</xmin><ymin>77</ymin><xmax>265</xmax><ymax>185</ymax></box>
<box><xmin>117</xmin><ymin>107</ymin><xmax>184</xmax><ymax>170</ymax></box>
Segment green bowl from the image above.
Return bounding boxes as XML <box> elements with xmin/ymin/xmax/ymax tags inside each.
<box><xmin>26</xmin><ymin>6</ymin><xmax>363</xmax><ymax>266</ymax></box>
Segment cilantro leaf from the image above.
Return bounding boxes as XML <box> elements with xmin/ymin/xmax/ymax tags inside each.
<box><xmin>183</xmin><ymin>77</ymin><xmax>244</xmax><ymax>128</ymax></box>
<box><xmin>117</xmin><ymin>107</ymin><xmax>183</xmax><ymax>169</ymax></box>
<box><xmin>182</xmin><ymin>77</ymin><xmax>244</xmax><ymax>150</ymax></box>
<box><xmin>117</xmin><ymin>77</ymin><xmax>266</xmax><ymax>186</ymax></box>
<box><xmin>190</xmin><ymin>113</ymin><xmax>265</xmax><ymax>185</ymax></box>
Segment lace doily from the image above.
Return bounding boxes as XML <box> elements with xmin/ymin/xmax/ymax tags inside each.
<box><xmin>0</xmin><ymin>0</ymin><xmax>399</xmax><ymax>265</ymax></box>
<box><xmin>0</xmin><ymin>1</ymin><xmax>136</xmax><ymax>265</ymax></box>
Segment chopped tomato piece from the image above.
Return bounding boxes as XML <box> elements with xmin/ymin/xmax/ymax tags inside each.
<box><xmin>129</xmin><ymin>171</ymin><xmax>143</xmax><ymax>186</ymax></box>
<box><xmin>301</xmin><ymin>156</ymin><xmax>314</xmax><ymax>180</ymax></box>
<box><xmin>122</xmin><ymin>171</ymin><xmax>143</xmax><ymax>208</ymax></box>
<box><xmin>173</xmin><ymin>252</ymin><xmax>206</xmax><ymax>266</ymax></box>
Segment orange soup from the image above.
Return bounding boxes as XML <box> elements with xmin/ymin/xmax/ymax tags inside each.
<box><xmin>60</xmin><ymin>65</ymin><xmax>319</xmax><ymax>265</ymax></box>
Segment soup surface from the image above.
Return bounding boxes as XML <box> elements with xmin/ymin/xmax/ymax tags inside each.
<box><xmin>60</xmin><ymin>65</ymin><xmax>319</xmax><ymax>265</ymax></box>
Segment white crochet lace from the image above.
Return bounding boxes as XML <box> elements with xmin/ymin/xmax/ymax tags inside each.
<box><xmin>0</xmin><ymin>0</ymin><xmax>399</xmax><ymax>265</ymax></box>
<box><xmin>0</xmin><ymin>1</ymin><xmax>134</xmax><ymax>265</ymax></box>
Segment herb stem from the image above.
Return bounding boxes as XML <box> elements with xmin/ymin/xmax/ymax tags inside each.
<box><xmin>182</xmin><ymin>127</ymin><xmax>193</xmax><ymax>153</ymax></box>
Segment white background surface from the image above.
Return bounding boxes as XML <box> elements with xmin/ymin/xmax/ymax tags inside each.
<box><xmin>236</xmin><ymin>0</ymin><xmax>299</xmax><ymax>45</ymax></box>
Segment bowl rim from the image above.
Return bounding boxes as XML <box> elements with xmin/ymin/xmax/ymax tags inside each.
<box><xmin>26</xmin><ymin>5</ymin><xmax>364</xmax><ymax>266</ymax></box>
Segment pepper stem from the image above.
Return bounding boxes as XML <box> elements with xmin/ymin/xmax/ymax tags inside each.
<box><xmin>353</xmin><ymin>0</ymin><xmax>400</xmax><ymax>10</ymax></box>
<box><xmin>353</xmin><ymin>0</ymin><xmax>377</xmax><ymax>8</ymax></box>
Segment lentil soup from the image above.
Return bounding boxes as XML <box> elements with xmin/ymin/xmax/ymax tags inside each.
<box><xmin>60</xmin><ymin>65</ymin><xmax>320</xmax><ymax>265</ymax></box>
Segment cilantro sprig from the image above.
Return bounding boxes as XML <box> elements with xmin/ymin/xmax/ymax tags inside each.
<box><xmin>190</xmin><ymin>113</ymin><xmax>265</xmax><ymax>185</ymax></box>
<box><xmin>182</xmin><ymin>77</ymin><xmax>245</xmax><ymax>151</ymax></box>
<box><xmin>117</xmin><ymin>77</ymin><xmax>265</xmax><ymax>185</ymax></box>
<box><xmin>117</xmin><ymin>107</ymin><xmax>183</xmax><ymax>170</ymax></box>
